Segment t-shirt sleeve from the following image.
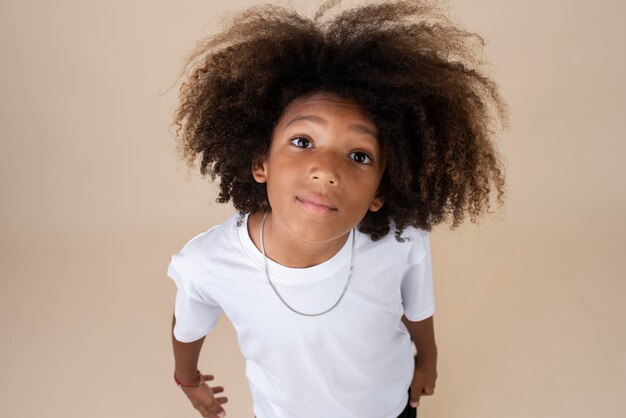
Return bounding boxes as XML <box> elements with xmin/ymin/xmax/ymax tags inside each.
<box><xmin>167</xmin><ymin>257</ymin><xmax>223</xmax><ymax>343</ymax></box>
<box><xmin>400</xmin><ymin>229</ymin><xmax>435</xmax><ymax>321</ymax></box>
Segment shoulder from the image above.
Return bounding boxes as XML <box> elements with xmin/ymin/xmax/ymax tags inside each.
<box><xmin>399</xmin><ymin>225</ymin><xmax>430</xmax><ymax>264</ymax></box>
<box><xmin>171</xmin><ymin>213</ymin><xmax>243</xmax><ymax>267</ymax></box>
<box><xmin>358</xmin><ymin>220</ymin><xmax>430</xmax><ymax>264</ymax></box>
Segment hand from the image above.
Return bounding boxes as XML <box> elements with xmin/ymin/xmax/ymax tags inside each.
<box><xmin>180</xmin><ymin>374</ymin><xmax>229</xmax><ymax>418</ymax></box>
<box><xmin>409</xmin><ymin>364</ymin><xmax>437</xmax><ymax>408</ymax></box>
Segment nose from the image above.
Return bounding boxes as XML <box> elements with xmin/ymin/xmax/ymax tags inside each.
<box><xmin>309</xmin><ymin>151</ymin><xmax>341</xmax><ymax>186</ymax></box>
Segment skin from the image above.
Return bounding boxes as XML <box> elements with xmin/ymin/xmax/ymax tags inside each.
<box><xmin>172</xmin><ymin>91</ymin><xmax>437</xmax><ymax>417</ymax></box>
<box><xmin>402</xmin><ymin>315</ymin><xmax>438</xmax><ymax>408</ymax></box>
<box><xmin>172</xmin><ymin>316</ymin><xmax>228</xmax><ymax>418</ymax></box>
<box><xmin>249</xmin><ymin>91</ymin><xmax>386</xmax><ymax>268</ymax></box>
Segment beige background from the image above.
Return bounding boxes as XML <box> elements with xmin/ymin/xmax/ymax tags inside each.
<box><xmin>1</xmin><ymin>0</ymin><xmax>624</xmax><ymax>417</ymax></box>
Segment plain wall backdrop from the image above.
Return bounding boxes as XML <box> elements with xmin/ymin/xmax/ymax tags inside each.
<box><xmin>1</xmin><ymin>0</ymin><xmax>624</xmax><ymax>417</ymax></box>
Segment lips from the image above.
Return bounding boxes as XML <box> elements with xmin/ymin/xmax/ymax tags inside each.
<box><xmin>296</xmin><ymin>194</ymin><xmax>337</xmax><ymax>214</ymax></box>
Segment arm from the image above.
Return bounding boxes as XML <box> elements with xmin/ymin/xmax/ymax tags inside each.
<box><xmin>171</xmin><ymin>313</ymin><xmax>229</xmax><ymax>418</ymax></box>
<box><xmin>172</xmin><ymin>313</ymin><xmax>206</xmax><ymax>382</ymax></box>
<box><xmin>401</xmin><ymin>314</ymin><xmax>437</xmax><ymax>369</ymax></box>
<box><xmin>401</xmin><ymin>314</ymin><xmax>437</xmax><ymax>407</ymax></box>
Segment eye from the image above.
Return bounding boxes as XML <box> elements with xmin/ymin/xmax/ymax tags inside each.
<box><xmin>290</xmin><ymin>137</ymin><xmax>313</xmax><ymax>148</ymax></box>
<box><xmin>349</xmin><ymin>151</ymin><xmax>373</xmax><ymax>164</ymax></box>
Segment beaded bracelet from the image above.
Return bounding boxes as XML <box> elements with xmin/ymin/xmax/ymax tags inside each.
<box><xmin>174</xmin><ymin>369</ymin><xmax>204</xmax><ymax>388</ymax></box>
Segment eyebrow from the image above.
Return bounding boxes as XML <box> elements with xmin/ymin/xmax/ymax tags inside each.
<box><xmin>284</xmin><ymin>114</ymin><xmax>379</xmax><ymax>140</ymax></box>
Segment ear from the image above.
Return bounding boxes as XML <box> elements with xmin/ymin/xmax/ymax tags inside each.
<box><xmin>368</xmin><ymin>191</ymin><xmax>384</xmax><ymax>212</ymax></box>
<box><xmin>252</xmin><ymin>155</ymin><xmax>268</xmax><ymax>184</ymax></box>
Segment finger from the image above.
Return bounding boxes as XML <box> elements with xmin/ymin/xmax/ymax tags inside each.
<box><xmin>409</xmin><ymin>390</ymin><xmax>421</xmax><ymax>408</ymax></box>
<box><xmin>196</xmin><ymin>404</ymin><xmax>210</xmax><ymax>417</ymax></box>
<box><xmin>208</xmin><ymin>405</ymin><xmax>226</xmax><ymax>418</ymax></box>
<box><xmin>198</xmin><ymin>400</ymin><xmax>226</xmax><ymax>418</ymax></box>
<box><xmin>212</xmin><ymin>386</ymin><xmax>224</xmax><ymax>394</ymax></box>
<box><xmin>202</xmin><ymin>374</ymin><xmax>215</xmax><ymax>381</ymax></box>
<box><xmin>215</xmin><ymin>396</ymin><xmax>229</xmax><ymax>404</ymax></box>
<box><xmin>422</xmin><ymin>386</ymin><xmax>435</xmax><ymax>396</ymax></box>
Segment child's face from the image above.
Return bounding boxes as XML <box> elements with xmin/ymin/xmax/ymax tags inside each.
<box><xmin>252</xmin><ymin>91</ymin><xmax>385</xmax><ymax>243</ymax></box>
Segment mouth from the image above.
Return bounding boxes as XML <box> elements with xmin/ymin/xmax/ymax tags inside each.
<box><xmin>296</xmin><ymin>195</ymin><xmax>338</xmax><ymax>214</ymax></box>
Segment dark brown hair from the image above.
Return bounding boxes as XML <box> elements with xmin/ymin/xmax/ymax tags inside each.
<box><xmin>173</xmin><ymin>0</ymin><xmax>508</xmax><ymax>241</ymax></box>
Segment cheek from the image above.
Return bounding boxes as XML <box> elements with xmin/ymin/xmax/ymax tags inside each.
<box><xmin>346</xmin><ymin>170</ymin><xmax>381</xmax><ymax>191</ymax></box>
<box><xmin>265</xmin><ymin>174</ymin><xmax>292</xmax><ymax>204</ymax></box>
<box><xmin>269</xmin><ymin>159</ymin><xmax>303</xmax><ymax>185</ymax></box>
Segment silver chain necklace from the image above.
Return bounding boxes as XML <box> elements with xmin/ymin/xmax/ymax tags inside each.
<box><xmin>259</xmin><ymin>210</ymin><xmax>356</xmax><ymax>317</ymax></box>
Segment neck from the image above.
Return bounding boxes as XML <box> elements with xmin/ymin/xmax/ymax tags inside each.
<box><xmin>248</xmin><ymin>209</ymin><xmax>350</xmax><ymax>268</ymax></box>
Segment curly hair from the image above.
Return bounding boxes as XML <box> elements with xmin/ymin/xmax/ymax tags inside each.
<box><xmin>172</xmin><ymin>0</ymin><xmax>508</xmax><ymax>241</ymax></box>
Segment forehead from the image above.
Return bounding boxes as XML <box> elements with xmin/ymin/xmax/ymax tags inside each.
<box><xmin>277</xmin><ymin>92</ymin><xmax>376</xmax><ymax>128</ymax></box>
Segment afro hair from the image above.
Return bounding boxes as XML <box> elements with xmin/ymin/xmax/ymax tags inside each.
<box><xmin>172</xmin><ymin>0</ymin><xmax>508</xmax><ymax>241</ymax></box>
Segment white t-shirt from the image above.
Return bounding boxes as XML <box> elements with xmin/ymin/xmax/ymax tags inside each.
<box><xmin>168</xmin><ymin>213</ymin><xmax>435</xmax><ymax>418</ymax></box>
